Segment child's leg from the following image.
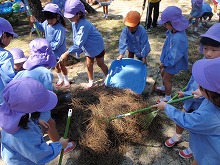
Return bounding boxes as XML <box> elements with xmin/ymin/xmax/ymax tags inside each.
<box><xmin>86</xmin><ymin>56</ymin><xmax>94</xmax><ymax>87</ymax></box>
<box><xmin>152</xmin><ymin>1</ymin><xmax>160</xmax><ymax>28</ymax></box>
<box><xmin>55</xmin><ymin>63</ymin><xmax>64</xmax><ymax>86</ymax></box>
<box><xmin>162</xmin><ymin>71</ymin><xmax>173</xmax><ymax>96</ymax></box>
<box><xmin>60</xmin><ymin>61</ymin><xmax>70</xmax><ymax>87</ymax></box>
<box><xmin>94</xmin><ymin>50</ymin><xmax>108</xmax><ymax>77</ymax></box>
<box><xmin>176</xmin><ymin>124</ymin><xmax>184</xmax><ymax>134</ymax></box>
<box><xmin>105</xmin><ymin>5</ymin><xmax>109</xmax><ymax>17</ymax></box>
<box><xmin>47</xmin><ymin>118</ymin><xmax>60</xmax><ymax>142</ymax></box>
<box><xmin>102</xmin><ymin>6</ymin><xmax>105</xmax><ymax>15</ymax></box>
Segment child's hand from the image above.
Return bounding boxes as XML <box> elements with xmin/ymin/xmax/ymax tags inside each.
<box><xmin>30</xmin><ymin>16</ymin><xmax>36</xmax><ymax>23</ymax></box>
<box><xmin>117</xmin><ymin>54</ymin><xmax>123</xmax><ymax>60</ymax></box>
<box><xmin>152</xmin><ymin>101</ymin><xmax>167</xmax><ymax>110</ymax></box>
<box><xmin>59</xmin><ymin>137</ymin><xmax>69</xmax><ymax>149</ymax></box>
<box><xmin>38</xmin><ymin>119</ymin><xmax>50</xmax><ymax>131</ymax></box>
<box><xmin>177</xmin><ymin>91</ymin><xmax>184</xmax><ymax>98</ymax></box>
<box><xmin>192</xmin><ymin>88</ymin><xmax>202</xmax><ymax>98</ymax></box>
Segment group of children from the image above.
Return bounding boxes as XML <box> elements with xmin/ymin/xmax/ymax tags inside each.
<box><xmin>0</xmin><ymin>0</ymin><xmax>220</xmax><ymax>164</ymax></box>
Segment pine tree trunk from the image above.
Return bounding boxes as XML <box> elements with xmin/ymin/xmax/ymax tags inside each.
<box><xmin>27</xmin><ymin>0</ymin><xmax>45</xmax><ymax>22</ymax></box>
<box><xmin>80</xmin><ymin>0</ymin><xmax>97</xmax><ymax>14</ymax></box>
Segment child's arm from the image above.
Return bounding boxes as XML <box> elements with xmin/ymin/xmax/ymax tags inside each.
<box><xmin>29</xmin><ymin>16</ymin><xmax>44</xmax><ymax>32</ymax></box>
<box><xmin>118</xmin><ymin>28</ymin><xmax>128</xmax><ymax>59</ymax></box>
<box><xmin>49</xmin><ymin>28</ymin><xmax>66</xmax><ymax>51</ymax></box>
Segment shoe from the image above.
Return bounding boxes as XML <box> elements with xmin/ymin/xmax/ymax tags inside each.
<box><xmin>179</xmin><ymin>148</ymin><xmax>193</xmax><ymax>159</ymax></box>
<box><xmin>165</xmin><ymin>134</ymin><xmax>182</xmax><ymax>147</ymax></box>
<box><xmin>64</xmin><ymin>141</ymin><xmax>77</xmax><ymax>154</ymax></box>
<box><xmin>156</xmin><ymin>96</ymin><xmax>171</xmax><ymax>103</ymax></box>
<box><xmin>147</xmin><ymin>28</ymin><xmax>151</xmax><ymax>32</ymax></box>
<box><xmin>64</xmin><ymin>81</ymin><xmax>70</xmax><ymax>88</ymax></box>
<box><xmin>155</xmin><ymin>86</ymin><xmax>165</xmax><ymax>93</ymax></box>
<box><xmin>56</xmin><ymin>80</ymin><xmax>64</xmax><ymax>87</ymax></box>
<box><xmin>86</xmin><ymin>82</ymin><xmax>94</xmax><ymax>88</ymax></box>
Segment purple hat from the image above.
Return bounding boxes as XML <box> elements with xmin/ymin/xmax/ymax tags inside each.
<box><xmin>9</xmin><ymin>48</ymin><xmax>27</xmax><ymax>64</ymax></box>
<box><xmin>23</xmin><ymin>38</ymin><xmax>57</xmax><ymax>70</ymax></box>
<box><xmin>201</xmin><ymin>23</ymin><xmax>220</xmax><ymax>42</ymax></box>
<box><xmin>0</xmin><ymin>17</ymin><xmax>18</xmax><ymax>38</ymax></box>
<box><xmin>196</xmin><ymin>0</ymin><xmax>203</xmax><ymax>6</ymax></box>
<box><xmin>192</xmin><ymin>57</ymin><xmax>220</xmax><ymax>94</ymax></box>
<box><xmin>64</xmin><ymin>0</ymin><xmax>85</xmax><ymax>19</ymax></box>
<box><xmin>158</xmin><ymin>6</ymin><xmax>189</xmax><ymax>31</ymax></box>
<box><xmin>0</xmin><ymin>77</ymin><xmax>58</xmax><ymax>134</ymax></box>
<box><xmin>42</xmin><ymin>3</ymin><xmax>63</xmax><ymax>16</ymax></box>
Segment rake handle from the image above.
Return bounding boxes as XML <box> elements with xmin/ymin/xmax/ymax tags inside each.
<box><xmin>58</xmin><ymin>109</ymin><xmax>72</xmax><ymax>165</ymax></box>
<box><xmin>109</xmin><ymin>95</ymin><xmax>194</xmax><ymax>121</ymax></box>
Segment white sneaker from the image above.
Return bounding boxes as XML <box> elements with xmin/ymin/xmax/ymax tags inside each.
<box><xmin>165</xmin><ymin>134</ymin><xmax>182</xmax><ymax>147</ymax></box>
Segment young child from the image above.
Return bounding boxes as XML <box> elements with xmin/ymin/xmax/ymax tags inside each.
<box><xmin>189</xmin><ymin>0</ymin><xmax>204</xmax><ymax>32</ymax></box>
<box><xmin>0</xmin><ymin>77</ymin><xmax>69</xmax><ymax>164</ymax></box>
<box><xmin>155</xmin><ymin>6</ymin><xmax>189</xmax><ymax>103</ymax></box>
<box><xmin>164</xmin><ymin>23</ymin><xmax>220</xmax><ymax>159</ymax></box>
<box><xmin>145</xmin><ymin>0</ymin><xmax>161</xmax><ymax>31</ymax></box>
<box><xmin>117</xmin><ymin>11</ymin><xmax>151</xmax><ymax>64</ymax></box>
<box><xmin>9</xmin><ymin>48</ymin><xmax>27</xmax><ymax>74</ymax></box>
<box><xmin>31</xmin><ymin>3</ymin><xmax>70</xmax><ymax>88</ymax></box>
<box><xmin>96</xmin><ymin>0</ymin><xmax>113</xmax><ymax>18</ymax></box>
<box><xmin>0</xmin><ymin>17</ymin><xmax>16</xmax><ymax>103</ymax></box>
<box><xmin>60</xmin><ymin>0</ymin><xmax>108</xmax><ymax>88</ymax></box>
<box><xmin>14</xmin><ymin>38</ymin><xmax>76</xmax><ymax>154</ymax></box>
<box><xmin>199</xmin><ymin>2</ymin><xmax>213</xmax><ymax>26</ymax></box>
<box><xmin>153</xmin><ymin>57</ymin><xmax>220</xmax><ymax>165</ymax></box>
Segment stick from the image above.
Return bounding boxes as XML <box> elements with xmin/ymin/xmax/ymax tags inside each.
<box><xmin>25</xmin><ymin>5</ymin><xmax>41</xmax><ymax>37</ymax></box>
<box><xmin>58</xmin><ymin>109</ymin><xmax>72</xmax><ymax>165</ymax></box>
<box><xmin>109</xmin><ymin>95</ymin><xmax>194</xmax><ymax>121</ymax></box>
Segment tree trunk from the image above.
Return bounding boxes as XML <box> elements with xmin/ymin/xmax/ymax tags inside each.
<box><xmin>27</xmin><ymin>0</ymin><xmax>45</xmax><ymax>22</ymax></box>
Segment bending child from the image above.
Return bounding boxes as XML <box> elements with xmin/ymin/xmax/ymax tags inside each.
<box><xmin>60</xmin><ymin>0</ymin><xmax>108</xmax><ymax>88</ymax></box>
<box><xmin>117</xmin><ymin>11</ymin><xmax>151</xmax><ymax>64</ymax></box>
<box><xmin>0</xmin><ymin>77</ymin><xmax>69</xmax><ymax>165</ymax></box>
<box><xmin>155</xmin><ymin>6</ymin><xmax>189</xmax><ymax>103</ymax></box>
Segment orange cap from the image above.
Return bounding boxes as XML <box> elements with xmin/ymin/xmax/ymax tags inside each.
<box><xmin>124</xmin><ymin>11</ymin><xmax>140</xmax><ymax>27</ymax></box>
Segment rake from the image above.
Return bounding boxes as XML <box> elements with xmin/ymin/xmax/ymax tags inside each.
<box><xmin>109</xmin><ymin>95</ymin><xmax>193</xmax><ymax>122</ymax></box>
<box><xmin>143</xmin><ymin>86</ymin><xmax>188</xmax><ymax>128</ymax></box>
<box><xmin>58</xmin><ymin>109</ymin><xmax>72</xmax><ymax>165</ymax></box>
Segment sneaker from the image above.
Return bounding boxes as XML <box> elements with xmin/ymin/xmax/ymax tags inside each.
<box><xmin>179</xmin><ymin>148</ymin><xmax>193</xmax><ymax>159</ymax></box>
<box><xmin>86</xmin><ymin>82</ymin><xmax>94</xmax><ymax>88</ymax></box>
<box><xmin>64</xmin><ymin>81</ymin><xmax>70</xmax><ymax>88</ymax></box>
<box><xmin>147</xmin><ymin>28</ymin><xmax>151</xmax><ymax>32</ymax></box>
<box><xmin>64</xmin><ymin>141</ymin><xmax>77</xmax><ymax>154</ymax></box>
<box><xmin>56</xmin><ymin>80</ymin><xmax>64</xmax><ymax>87</ymax></box>
<box><xmin>156</xmin><ymin>96</ymin><xmax>171</xmax><ymax>103</ymax></box>
<box><xmin>155</xmin><ymin>86</ymin><xmax>165</xmax><ymax>93</ymax></box>
<box><xmin>165</xmin><ymin>134</ymin><xmax>182</xmax><ymax>147</ymax></box>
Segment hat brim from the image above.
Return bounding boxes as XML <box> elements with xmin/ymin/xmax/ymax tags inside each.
<box><xmin>64</xmin><ymin>12</ymin><xmax>75</xmax><ymax>18</ymax></box>
<box><xmin>37</xmin><ymin>90</ymin><xmax>58</xmax><ymax>113</ymax></box>
<box><xmin>192</xmin><ymin>59</ymin><xmax>212</xmax><ymax>92</ymax></box>
<box><xmin>14</xmin><ymin>58</ymin><xmax>27</xmax><ymax>64</ymax></box>
<box><xmin>201</xmin><ymin>33</ymin><xmax>220</xmax><ymax>42</ymax></box>
<box><xmin>11</xmin><ymin>32</ymin><xmax>18</xmax><ymax>38</ymax></box>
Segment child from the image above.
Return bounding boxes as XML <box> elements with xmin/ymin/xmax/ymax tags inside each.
<box><xmin>0</xmin><ymin>17</ymin><xmax>17</xmax><ymax>103</ymax></box>
<box><xmin>96</xmin><ymin>0</ymin><xmax>113</xmax><ymax>18</ymax></box>
<box><xmin>199</xmin><ymin>2</ymin><xmax>213</xmax><ymax>26</ymax></box>
<box><xmin>0</xmin><ymin>77</ymin><xmax>69</xmax><ymax>164</ymax></box>
<box><xmin>145</xmin><ymin>0</ymin><xmax>161</xmax><ymax>31</ymax></box>
<box><xmin>164</xmin><ymin>23</ymin><xmax>220</xmax><ymax>159</ymax></box>
<box><xmin>60</xmin><ymin>0</ymin><xmax>108</xmax><ymax>88</ymax></box>
<box><xmin>31</xmin><ymin>3</ymin><xmax>70</xmax><ymax>88</ymax></box>
<box><xmin>9</xmin><ymin>48</ymin><xmax>27</xmax><ymax>74</ymax></box>
<box><xmin>155</xmin><ymin>6</ymin><xmax>189</xmax><ymax>103</ymax></box>
<box><xmin>153</xmin><ymin>57</ymin><xmax>220</xmax><ymax>165</ymax></box>
<box><xmin>189</xmin><ymin>0</ymin><xmax>204</xmax><ymax>32</ymax></box>
<box><xmin>14</xmin><ymin>38</ymin><xmax>76</xmax><ymax>154</ymax></box>
<box><xmin>117</xmin><ymin>11</ymin><xmax>151</xmax><ymax>64</ymax></box>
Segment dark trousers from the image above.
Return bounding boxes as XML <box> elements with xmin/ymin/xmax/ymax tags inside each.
<box><xmin>145</xmin><ymin>1</ymin><xmax>160</xmax><ymax>29</ymax></box>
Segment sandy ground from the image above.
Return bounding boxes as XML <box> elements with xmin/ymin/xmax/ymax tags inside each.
<box><xmin>0</xmin><ymin>0</ymin><xmax>219</xmax><ymax>165</ymax></box>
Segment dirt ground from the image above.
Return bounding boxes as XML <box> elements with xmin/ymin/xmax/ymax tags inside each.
<box><xmin>0</xmin><ymin>0</ymin><xmax>220</xmax><ymax>165</ymax></box>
